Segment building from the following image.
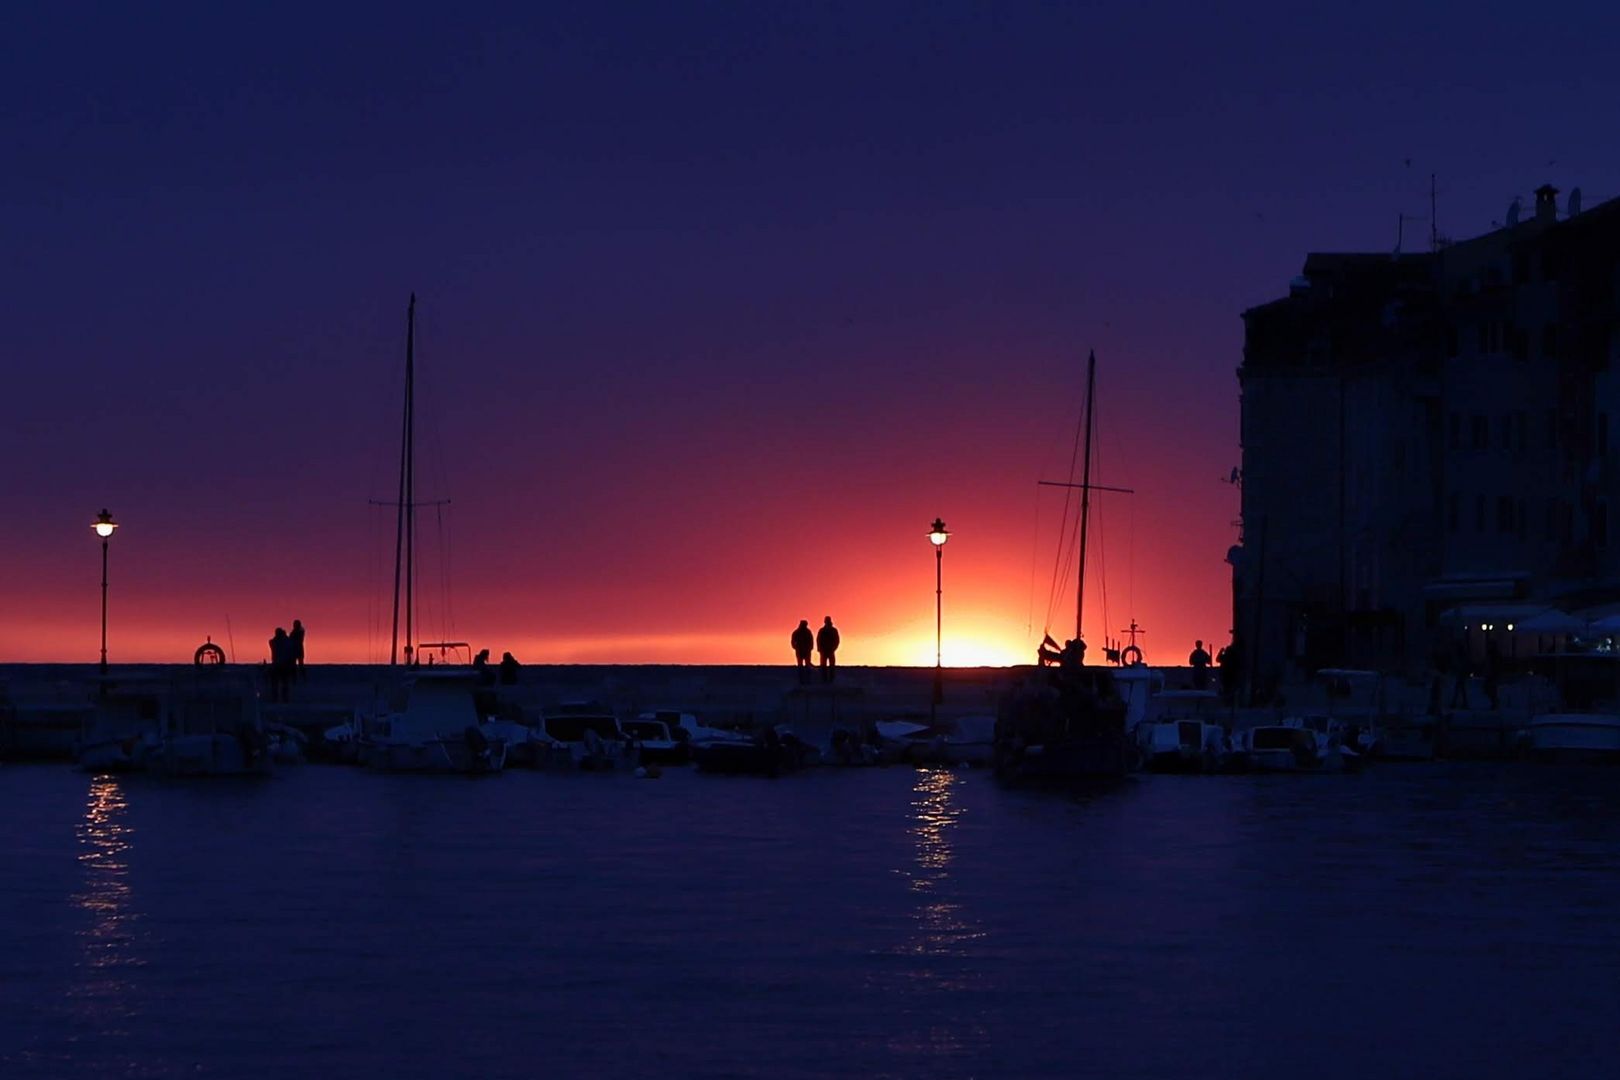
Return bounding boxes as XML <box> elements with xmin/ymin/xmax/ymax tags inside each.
<box><xmin>1232</xmin><ymin>184</ymin><xmax>1620</xmax><ymax>696</ymax></box>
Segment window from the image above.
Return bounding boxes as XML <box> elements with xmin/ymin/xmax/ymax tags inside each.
<box><xmin>1475</xmin><ymin>494</ymin><xmax>1487</xmax><ymax>532</ymax></box>
<box><xmin>1497</xmin><ymin>495</ymin><xmax>1515</xmax><ymax>534</ymax></box>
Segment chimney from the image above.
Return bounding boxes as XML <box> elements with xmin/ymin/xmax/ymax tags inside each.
<box><xmin>1535</xmin><ymin>184</ymin><xmax>1559</xmax><ymax>224</ymax></box>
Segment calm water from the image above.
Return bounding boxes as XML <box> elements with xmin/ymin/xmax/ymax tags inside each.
<box><xmin>2</xmin><ymin>763</ymin><xmax>1618</xmax><ymax>1079</ymax></box>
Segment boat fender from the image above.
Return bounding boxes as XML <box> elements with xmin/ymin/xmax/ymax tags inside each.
<box><xmin>1120</xmin><ymin>645</ymin><xmax>1144</xmax><ymax>667</ymax></box>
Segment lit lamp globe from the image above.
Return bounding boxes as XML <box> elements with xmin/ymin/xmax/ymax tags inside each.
<box><xmin>92</xmin><ymin>509</ymin><xmax>118</xmax><ymax>538</ymax></box>
<box><xmin>927</xmin><ymin>518</ymin><xmax>950</xmax><ymax>547</ymax></box>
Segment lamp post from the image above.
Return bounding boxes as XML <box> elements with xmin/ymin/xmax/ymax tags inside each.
<box><xmin>928</xmin><ymin>517</ymin><xmax>950</xmax><ymax>720</ymax></box>
<box><xmin>92</xmin><ymin>509</ymin><xmax>118</xmax><ymax>674</ymax></box>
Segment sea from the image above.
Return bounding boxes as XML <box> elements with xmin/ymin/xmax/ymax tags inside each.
<box><xmin>2</xmin><ymin>762</ymin><xmax>1617</xmax><ymax>1079</ymax></box>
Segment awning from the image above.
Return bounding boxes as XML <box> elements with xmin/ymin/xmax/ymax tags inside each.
<box><xmin>1423</xmin><ymin>576</ymin><xmax>1528</xmax><ymax>601</ymax></box>
<box><xmin>1515</xmin><ymin>609</ymin><xmax>1589</xmax><ymax>633</ymax></box>
<box><xmin>1436</xmin><ymin>603</ymin><xmax>1550</xmax><ymax>626</ymax></box>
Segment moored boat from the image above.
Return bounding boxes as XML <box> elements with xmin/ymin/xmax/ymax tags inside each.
<box><xmin>1135</xmin><ymin>690</ymin><xmax>1227</xmax><ymax>772</ymax></box>
<box><xmin>357</xmin><ymin>671</ymin><xmax>507</xmax><ymax>774</ymax></box>
<box><xmin>1229</xmin><ymin>719</ymin><xmax>1346</xmax><ymax>773</ymax></box>
<box><xmin>539</xmin><ymin>702</ymin><xmax>631</xmax><ymax>770</ymax></box>
<box><xmin>691</xmin><ymin>726</ymin><xmax>815</xmax><ymax>776</ymax></box>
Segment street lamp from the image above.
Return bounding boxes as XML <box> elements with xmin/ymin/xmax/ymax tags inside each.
<box><xmin>92</xmin><ymin>509</ymin><xmax>118</xmax><ymax>673</ymax></box>
<box><xmin>928</xmin><ymin>517</ymin><xmax>950</xmax><ymax>719</ymax></box>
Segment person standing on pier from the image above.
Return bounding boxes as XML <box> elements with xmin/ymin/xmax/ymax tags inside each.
<box><xmin>290</xmin><ymin>619</ymin><xmax>306</xmax><ymax>681</ymax></box>
<box><xmin>267</xmin><ymin>627</ymin><xmax>293</xmax><ymax>703</ymax></box>
<box><xmin>1188</xmin><ymin>639</ymin><xmax>1211</xmax><ymax>689</ymax></box>
<box><xmin>791</xmin><ymin>620</ymin><xmax>814</xmax><ymax>682</ymax></box>
<box><xmin>817</xmin><ymin>616</ymin><xmax>840</xmax><ymax>682</ymax></box>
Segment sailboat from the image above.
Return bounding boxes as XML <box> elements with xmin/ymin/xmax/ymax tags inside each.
<box><xmin>993</xmin><ymin>350</ymin><xmax>1137</xmax><ymax>782</ymax></box>
<box><xmin>349</xmin><ymin>295</ymin><xmax>508</xmax><ymax>774</ymax></box>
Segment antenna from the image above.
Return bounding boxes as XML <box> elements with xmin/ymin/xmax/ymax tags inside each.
<box><xmin>225</xmin><ymin>614</ymin><xmax>237</xmax><ymax>662</ymax></box>
<box><xmin>1430</xmin><ymin>173</ymin><xmax>1439</xmax><ymax>251</ymax></box>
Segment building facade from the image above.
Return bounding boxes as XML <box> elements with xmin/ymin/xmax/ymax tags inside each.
<box><xmin>1232</xmin><ymin>185</ymin><xmax>1620</xmax><ymax>696</ymax></box>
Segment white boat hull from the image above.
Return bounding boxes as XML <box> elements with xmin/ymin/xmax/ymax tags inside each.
<box><xmin>1527</xmin><ymin>714</ymin><xmax>1620</xmax><ymax>761</ymax></box>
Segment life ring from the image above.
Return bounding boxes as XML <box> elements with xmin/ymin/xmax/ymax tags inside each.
<box><xmin>194</xmin><ymin>640</ymin><xmax>227</xmax><ymax>666</ymax></box>
<box><xmin>1120</xmin><ymin>645</ymin><xmax>1144</xmax><ymax>667</ymax></box>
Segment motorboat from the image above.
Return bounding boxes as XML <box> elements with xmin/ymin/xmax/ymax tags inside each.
<box><xmin>356</xmin><ymin>671</ymin><xmax>507</xmax><ymax>774</ymax></box>
<box><xmin>621</xmin><ymin>713</ymin><xmax>692</xmax><ymax>765</ymax></box>
<box><xmin>1287</xmin><ymin>668</ymin><xmax>1395</xmax><ymax>757</ymax></box>
<box><xmin>538</xmin><ymin>702</ymin><xmax>630</xmax><ymax>771</ymax></box>
<box><xmin>1523</xmin><ymin>653</ymin><xmax>1620</xmax><ymax>762</ymax></box>
<box><xmin>79</xmin><ymin>672</ymin><xmax>272</xmax><ymax>776</ymax></box>
<box><xmin>691</xmin><ymin>725</ymin><xmax>816</xmax><ymax>776</ymax></box>
<box><xmin>1525</xmin><ymin>713</ymin><xmax>1620</xmax><ymax>761</ymax></box>
<box><xmin>1135</xmin><ymin>690</ymin><xmax>1227</xmax><ymax>772</ymax></box>
<box><xmin>1229</xmin><ymin>718</ymin><xmax>1347</xmax><ymax>773</ymax></box>
<box><xmin>77</xmin><ymin>687</ymin><xmax>161</xmax><ymax>772</ymax></box>
<box><xmin>873</xmin><ymin>715</ymin><xmax>996</xmax><ymax>767</ymax></box>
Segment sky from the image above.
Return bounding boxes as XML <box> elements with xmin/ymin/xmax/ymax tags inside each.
<box><xmin>6</xmin><ymin>1</ymin><xmax>1620</xmax><ymax>666</ymax></box>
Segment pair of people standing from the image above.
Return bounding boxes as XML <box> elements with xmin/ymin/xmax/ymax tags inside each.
<box><xmin>267</xmin><ymin>619</ymin><xmax>305</xmax><ymax>702</ymax></box>
<box><xmin>791</xmin><ymin>617</ymin><xmax>840</xmax><ymax>683</ymax></box>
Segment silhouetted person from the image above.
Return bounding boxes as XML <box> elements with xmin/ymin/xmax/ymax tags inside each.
<box><xmin>1189</xmin><ymin>639</ymin><xmax>1212</xmax><ymax>689</ymax></box>
<box><xmin>1450</xmin><ymin>635</ymin><xmax>1471</xmax><ymax>709</ymax></box>
<box><xmin>498</xmin><ymin>651</ymin><xmax>520</xmax><ymax>685</ymax></box>
<box><xmin>289</xmin><ymin>619</ymin><xmax>306</xmax><ymax>680</ymax></box>
<box><xmin>267</xmin><ymin>627</ymin><xmax>293</xmax><ymax>703</ymax></box>
<box><xmin>817</xmin><ymin>616</ymin><xmax>840</xmax><ymax>682</ymax></box>
<box><xmin>1484</xmin><ymin>636</ymin><xmax>1502</xmax><ymax>710</ymax></box>
<box><xmin>791</xmin><ymin>620</ymin><xmax>814</xmax><ymax>682</ymax></box>
<box><xmin>473</xmin><ymin>648</ymin><xmax>493</xmax><ymax>684</ymax></box>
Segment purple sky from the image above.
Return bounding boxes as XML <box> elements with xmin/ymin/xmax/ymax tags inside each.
<box><xmin>6</xmin><ymin>2</ymin><xmax>1620</xmax><ymax>664</ymax></box>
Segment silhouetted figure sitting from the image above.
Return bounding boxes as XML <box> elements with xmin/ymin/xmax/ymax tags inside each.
<box><xmin>1189</xmin><ymin>640</ymin><xmax>1212</xmax><ymax>689</ymax></box>
<box><xmin>290</xmin><ymin>619</ymin><xmax>306</xmax><ymax>681</ymax></box>
<box><xmin>817</xmin><ymin>616</ymin><xmax>840</xmax><ymax>682</ymax></box>
<box><xmin>1218</xmin><ymin>638</ymin><xmax>1242</xmax><ymax>704</ymax></box>
<box><xmin>473</xmin><ymin>648</ymin><xmax>493</xmax><ymax>684</ymax></box>
<box><xmin>498</xmin><ymin>651</ymin><xmax>520</xmax><ymax>685</ymax></box>
<box><xmin>267</xmin><ymin>627</ymin><xmax>293</xmax><ymax>703</ymax></box>
<box><xmin>791</xmin><ymin>620</ymin><xmax>814</xmax><ymax>683</ymax></box>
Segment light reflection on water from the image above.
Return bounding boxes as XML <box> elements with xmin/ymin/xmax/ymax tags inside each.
<box><xmin>70</xmin><ymin>776</ymin><xmax>142</xmax><ymax>1027</ymax></box>
<box><xmin>3</xmin><ymin>763</ymin><xmax>1620</xmax><ymax>1079</ymax></box>
<box><xmin>884</xmin><ymin>767</ymin><xmax>989</xmax><ymax>1064</ymax></box>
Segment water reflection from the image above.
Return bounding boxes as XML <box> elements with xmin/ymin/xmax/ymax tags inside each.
<box><xmin>70</xmin><ymin>775</ymin><xmax>142</xmax><ymax>1027</ymax></box>
<box><xmin>898</xmin><ymin>768</ymin><xmax>985</xmax><ymax>971</ymax></box>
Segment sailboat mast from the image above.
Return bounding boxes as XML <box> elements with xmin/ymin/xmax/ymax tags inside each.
<box><xmin>405</xmin><ymin>294</ymin><xmax>417</xmax><ymax>664</ymax></box>
<box><xmin>1075</xmin><ymin>349</ymin><xmax>1097</xmax><ymax>643</ymax></box>
<box><xmin>389</xmin><ymin>294</ymin><xmax>416</xmax><ymax>666</ymax></box>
